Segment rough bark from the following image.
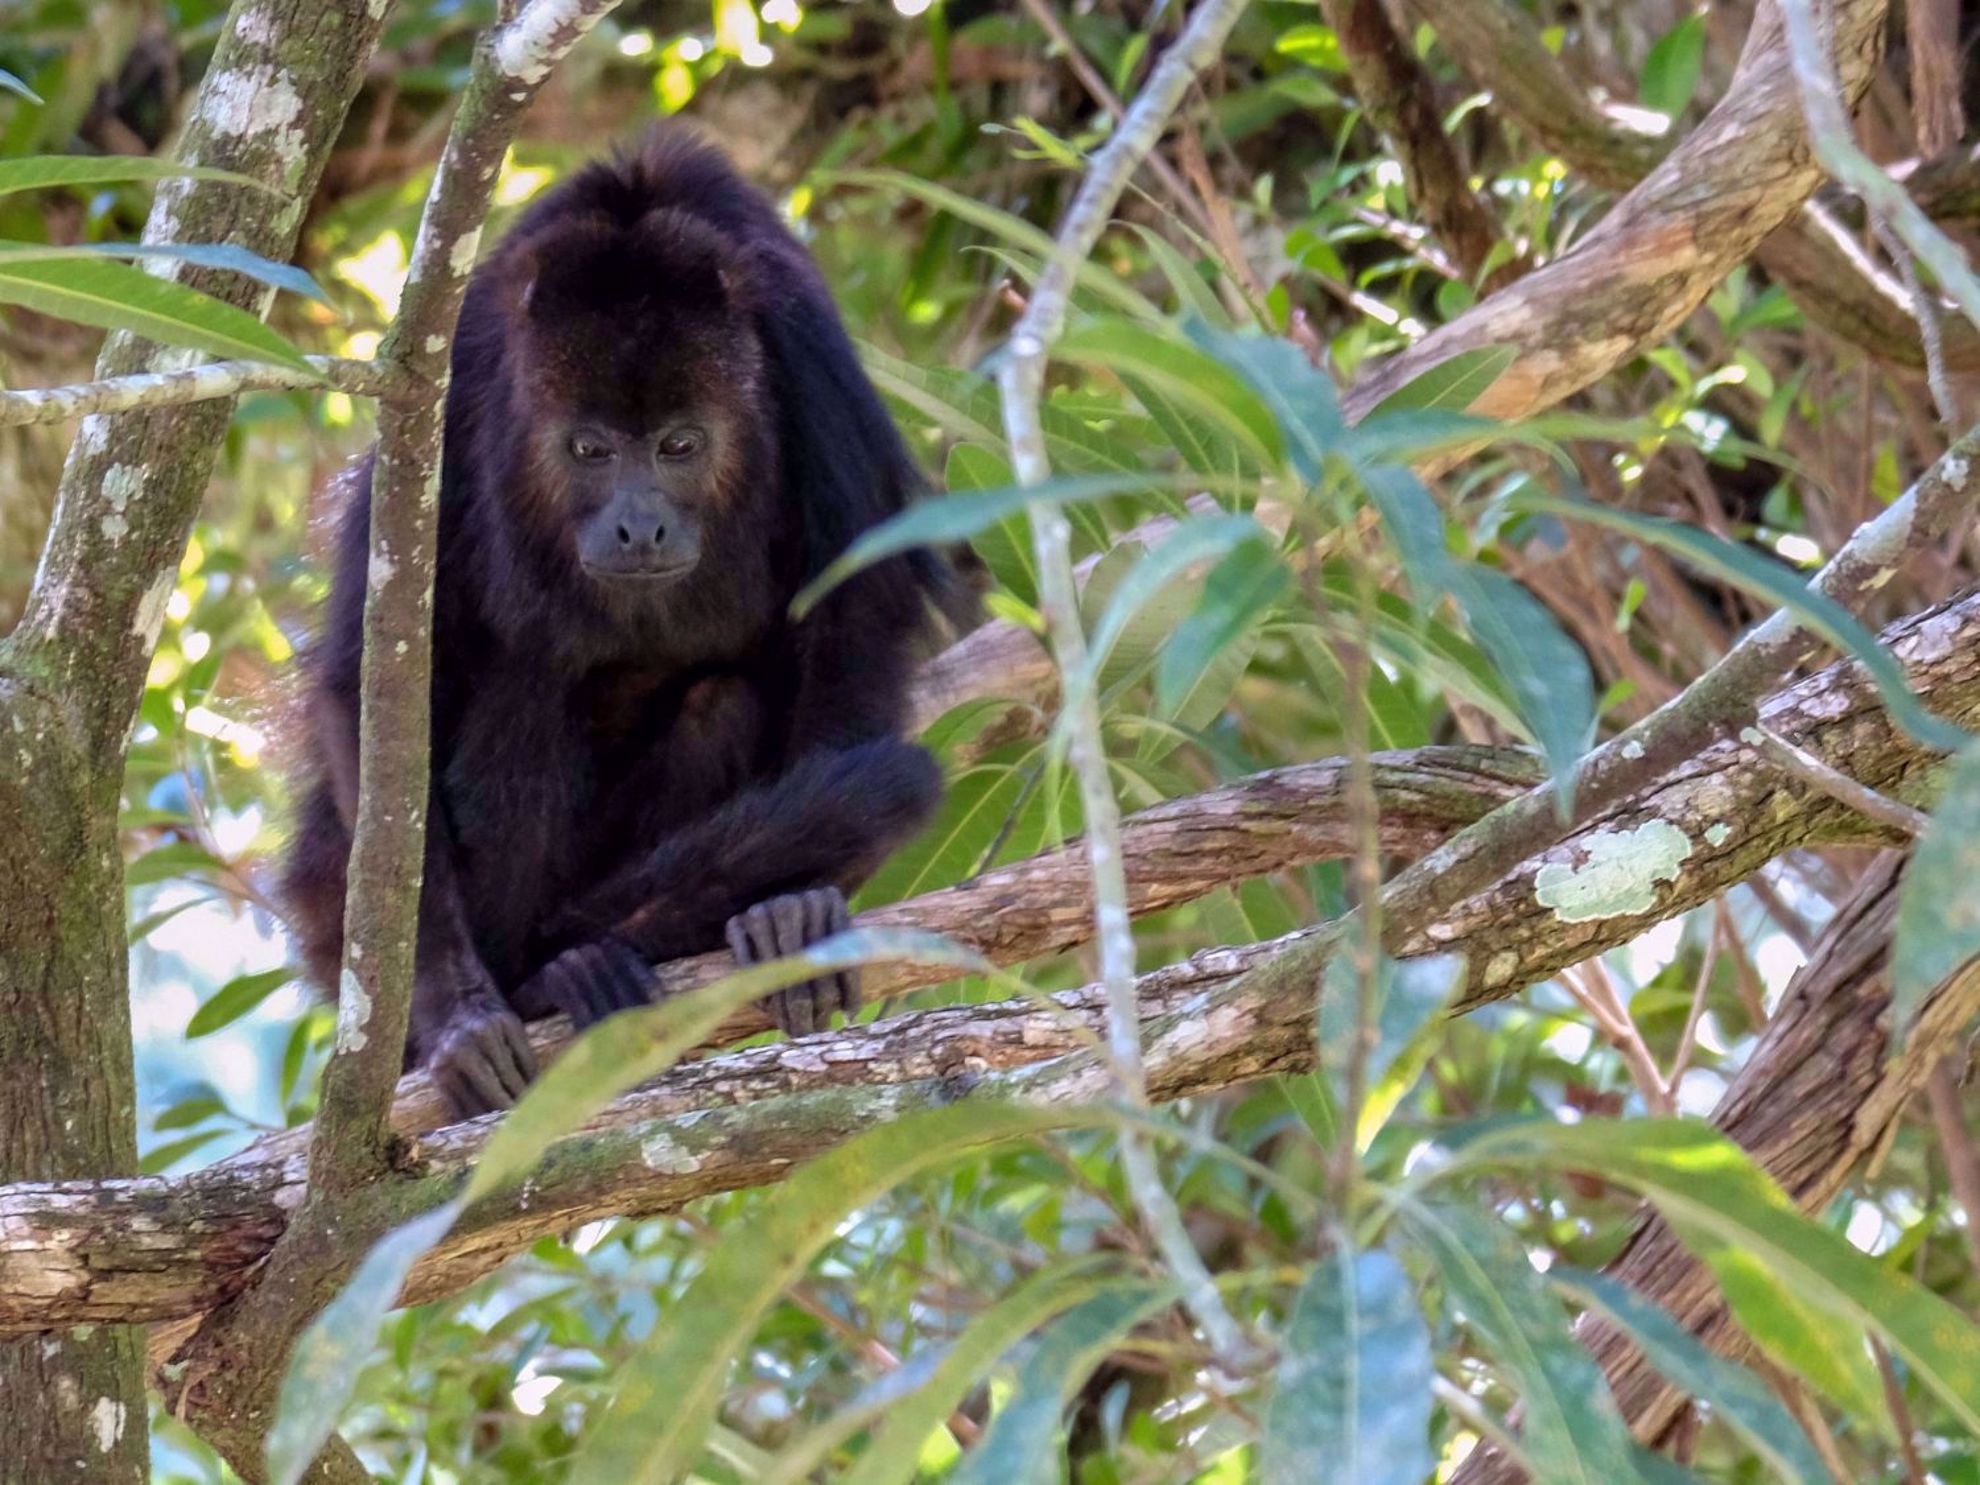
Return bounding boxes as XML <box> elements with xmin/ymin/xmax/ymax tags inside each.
<box><xmin>1407</xmin><ymin>0</ymin><xmax>1980</xmax><ymax>374</ymax></box>
<box><xmin>159</xmin><ymin>9</ymin><xmax>623</xmax><ymax>1481</ymax></box>
<box><xmin>0</xmin><ymin>4</ymin><xmax>389</xmax><ymax>1480</ymax></box>
<box><xmin>1</xmin><ymin>583</ymin><xmax>1973</xmax><ymax>1345</ymax></box>
<box><xmin>1322</xmin><ymin>0</ymin><xmax>1517</xmax><ymax>288</ymax></box>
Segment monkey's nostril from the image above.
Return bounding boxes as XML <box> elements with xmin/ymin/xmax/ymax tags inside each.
<box><xmin>652</xmin><ymin>524</ymin><xmax>666</xmax><ymax>547</ymax></box>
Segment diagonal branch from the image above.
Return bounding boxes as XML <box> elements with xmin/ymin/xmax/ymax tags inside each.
<box><xmin>4</xmin><ymin>582</ymin><xmax>1977</xmax><ymax>1346</ymax></box>
<box><xmin>1406</xmin><ymin>0</ymin><xmax>1980</xmax><ymax>374</ymax></box>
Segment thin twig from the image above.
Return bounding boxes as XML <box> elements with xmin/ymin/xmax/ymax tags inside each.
<box><xmin>1925</xmin><ymin>1058</ymin><xmax>1980</xmax><ymax>1272</ymax></box>
<box><xmin>1780</xmin><ymin>0</ymin><xmax>1980</xmax><ymax>332</ymax></box>
<box><xmin>1743</xmin><ymin>724</ymin><xmax>1934</xmax><ymax>837</ymax></box>
<box><xmin>0</xmin><ymin>356</ymin><xmax>399</xmax><ymax>428</ymax></box>
<box><xmin>996</xmin><ymin>0</ymin><xmax>1257</xmax><ymax>1370</ymax></box>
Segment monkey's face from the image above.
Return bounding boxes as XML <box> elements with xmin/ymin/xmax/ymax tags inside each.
<box><xmin>500</xmin><ymin>209</ymin><xmax>767</xmax><ymax>597</ymax></box>
<box><xmin>558</xmin><ymin>416</ymin><xmax>716</xmax><ymax>587</ymax></box>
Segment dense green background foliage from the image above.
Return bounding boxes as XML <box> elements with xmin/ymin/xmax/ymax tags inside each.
<box><xmin>3</xmin><ymin>0</ymin><xmax>1978</xmax><ymax>1481</ymax></box>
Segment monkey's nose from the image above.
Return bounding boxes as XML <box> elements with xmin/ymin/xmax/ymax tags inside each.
<box><xmin>616</xmin><ymin>519</ymin><xmax>667</xmax><ymax>551</ymax></box>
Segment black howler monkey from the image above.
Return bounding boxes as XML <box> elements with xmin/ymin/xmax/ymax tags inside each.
<box><xmin>282</xmin><ymin>125</ymin><xmax>962</xmax><ymax>1119</ymax></box>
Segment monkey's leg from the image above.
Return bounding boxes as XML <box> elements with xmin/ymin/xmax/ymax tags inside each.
<box><xmin>725</xmin><ymin>885</ymin><xmax>857</xmax><ymax>1037</ymax></box>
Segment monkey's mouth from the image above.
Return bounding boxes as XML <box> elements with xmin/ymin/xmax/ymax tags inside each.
<box><xmin>580</xmin><ymin>558</ymin><xmax>699</xmax><ymax>587</ymax></box>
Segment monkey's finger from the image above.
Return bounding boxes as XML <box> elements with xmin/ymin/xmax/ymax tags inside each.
<box><xmin>600</xmin><ymin>942</ymin><xmax>653</xmax><ymax>1013</ymax></box>
<box><xmin>726</xmin><ymin>913</ymin><xmax>759</xmax><ymax>967</ymax></box>
<box><xmin>455</xmin><ymin>1046</ymin><xmax>516</xmax><ymax>1113</ymax></box>
<box><xmin>765</xmin><ymin>897</ymin><xmax>819</xmax><ymax>1037</ymax></box>
<box><xmin>506</xmin><ymin>1018</ymin><xmax>541</xmax><ymax>1083</ymax></box>
<box><xmin>487</xmin><ymin>1018</ymin><xmax>536</xmax><ymax>1098</ymax></box>
<box><xmin>797</xmin><ymin>889</ymin><xmax>852</xmax><ymax>1024</ymax></box>
<box><xmin>825</xmin><ymin>889</ymin><xmax>859</xmax><ymax>1017</ymax></box>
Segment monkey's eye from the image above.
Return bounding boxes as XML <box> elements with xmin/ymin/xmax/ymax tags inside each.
<box><xmin>658</xmin><ymin>429</ymin><xmax>705</xmax><ymax>460</ymax></box>
<box><xmin>568</xmin><ymin>432</ymin><xmax>616</xmax><ymax>464</ymax></box>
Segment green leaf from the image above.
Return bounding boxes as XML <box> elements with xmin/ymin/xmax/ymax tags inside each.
<box><xmin>1401</xmin><ymin>1202</ymin><xmax>1645</xmax><ymax>1485</ymax></box>
<box><xmin>832</xmin><ymin>170</ymin><xmax>1162</xmax><ymax>320</ymax></box>
<box><xmin>0</xmin><ymin>255</ymin><xmax>312</xmax><ymax>370</ymax></box>
<box><xmin>1639</xmin><ymin>13</ymin><xmax>1706</xmax><ymax>119</ymax></box>
<box><xmin>1553</xmin><ymin>1268</ymin><xmax>1831</xmax><ymax>1485</ymax></box>
<box><xmin>569</xmin><ymin>1103</ymin><xmax>1101</xmax><ymax>1485</ymax></box>
<box><xmin>1057</xmin><ymin>317</ymin><xmax>1285</xmax><ymax>469</ymax></box>
<box><xmin>1319</xmin><ymin>950</ymin><xmax>1465</xmax><ymax>1146</ymax></box>
<box><xmin>948</xmin><ymin>1284</ymin><xmax>1173</xmax><ymax>1485</ymax></box>
<box><xmin>1086</xmin><ymin>512</ymin><xmax>1264</xmax><ymax>678</ymax></box>
<box><xmin>268</xmin><ymin>1202</ymin><xmax>464</xmax><ymax>1485</ymax></box>
<box><xmin>139</xmin><ymin>1129</ymin><xmax>227</xmax><ymax>1174</ymax></box>
<box><xmin>1369</xmin><ymin>344</ymin><xmax>1517</xmax><ymax>416</ymax></box>
<box><xmin>0</xmin><ymin>155</ymin><xmax>272</xmax><ymax>197</ymax></box>
<box><xmin>1186</xmin><ymin>319</ymin><xmax>1342</xmax><ymax>480</ymax></box>
<box><xmin>1155</xmin><ymin>537</ymin><xmax>1287</xmax><ymax>716</ymax></box>
<box><xmin>1261</xmin><ymin>1247</ymin><xmax>1436</xmax><ymax>1485</ymax></box>
<box><xmin>944</xmin><ymin>444</ymin><xmax>1036</xmax><ymax>603</ymax></box>
<box><xmin>0</xmin><ymin>241</ymin><xmax>329</xmax><ymax>304</ymax></box>
<box><xmin>1449</xmin><ymin>563</ymin><xmax>1595</xmax><ymax>803</ymax></box>
<box><xmin>1357</xmin><ymin>463</ymin><xmax>1454</xmax><ymax>613</ymax></box>
<box><xmin>854</xmin><ymin>766</ymin><xmax>1028</xmax><ymax>905</ymax></box>
<box><xmin>1445</xmin><ymin>1119</ymin><xmax>1980</xmax><ymax>1433</ymax></box>
<box><xmin>1891</xmin><ymin>741</ymin><xmax>1980</xmax><ymax>1043</ymax></box>
<box><xmin>186</xmin><ymin>967</ymin><xmax>294</xmax><ymax>1038</ymax></box>
<box><xmin>793</xmin><ymin>471</ymin><xmax>1177</xmax><ymax>617</ymax></box>
<box><xmin>825</xmin><ymin>1260</ymin><xmax>1130</xmax><ymax>1485</ymax></box>
<box><xmin>1507</xmin><ymin>494</ymin><xmax>1965</xmax><ymax>752</ymax></box>
<box><xmin>0</xmin><ymin>70</ymin><xmax>45</xmax><ymax>105</ymax></box>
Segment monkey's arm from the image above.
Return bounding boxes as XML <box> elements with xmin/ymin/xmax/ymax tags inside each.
<box><xmin>316</xmin><ymin>685</ymin><xmax>538</xmax><ymax>1117</ymax></box>
<box><xmin>518</xmin><ymin>738</ymin><xmax>940</xmax><ymax>1034</ymax></box>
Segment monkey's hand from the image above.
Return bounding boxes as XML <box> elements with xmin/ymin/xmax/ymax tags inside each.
<box><xmin>725</xmin><ymin>886</ymin><xmax>858</xmax><ymax>1038</ymax></box>
<box><xmin>524</xmin><ymin>937</ymin><xmax>657</xmax><ymax>1032</ymax></box>
<box><xmin>428</xmin><ymin>996</ymin><xmax>539</xmax><ymax>1120</ymax></box>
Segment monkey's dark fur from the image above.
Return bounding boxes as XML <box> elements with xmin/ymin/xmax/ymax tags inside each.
<box><xmin>282</xmin><ymin>126</ymin><xmax>962</xmax><ymax>1119</ymax></box>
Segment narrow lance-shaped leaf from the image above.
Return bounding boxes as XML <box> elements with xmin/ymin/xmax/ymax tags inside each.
<box><xmin>1440</xmin><ymin>1119</ymin><xmax>1980</xmax><ymax>1433</ymax></box>
<box><xmin>1891</xmin><ymin>740</ymin><xmax>1980</xmax><ymax>1045</ymax></box>
<box><xmin>0</xmin><ymin>155</ymin><xmax>275</xmax><ymax>196</ymax></box>
<box><xmin>1185</xmin><ymin>319</ymin><xmax>1343</xmax><ymax>480</ymax></box>
<box><xmin>570</xmin><ymin>1102</ymin><xmax>1107</xmax><ymax>1485</ymax></box>
<box><xmin>826</xmin><ymin>1260</ymin><xmax>1137</xmax><ymax>1485</ymax></box>
<box><xmin>792</xmin><ymin>470</ymin><xmax>1186</xmax><ymax>617</ymax></box>
<box><xmin>0</xmin><ymin>241</ymin><xmax>330</xmax><ymax>304</ymax></box>
<box><xmin>1552</xmin><ymin>1268</ymin><xmax>1832</xmax><ymax>1485</ymax></box>
<box><xmin>1506</xmin><ymin>494</ymin><xmax>1967</xmax><ymax>752</ymax></box>
<box><xmin>0</xmin><ymin>255</ymin><xmax>313</xmax><ymax>370</ymax></box>
<box><xmin>947</xmin><ymin>1284</ymin><xmax>1174</xmax><ymax>1485</ymax></box>
<box><xmin>267</xmin><ymin>1203</ymin><xmax>464</xmax><ymax>1485</ymax></box>
<box><xmin>1449</xmin><ymin>563</ymin><xmax>1596</xmax><ymax>807</ymax></box>
<box><xmin>1400</xmin><ymin>1201</ymin><xmax>1646</xmax><ymax>1485</ymax></box>
<box><xmin>1368</xmin><ymin>344</ymin><xmax>1518</xmax><ymax>417</ymax></box>
<box><xmin>1056</xmin><ymin>317</ymin><xmax>1286</xmax><ymax>468</ymax></box>
<box><xmin>1155</xmin><ymin>536</ymin><xmax>1288</xmax><ymax>716</ymax></box>
<box><xmin>1260</xmin><ymin>1246</ymin><xmax>1436</xmax><ymax>1485</ymax></box>
<box><xmin>186</xmin><ymin>967</ymin><xmax>295</xmax><ymax>1038</ymax></box>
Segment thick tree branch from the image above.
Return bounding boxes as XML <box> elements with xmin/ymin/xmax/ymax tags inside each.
<box><xmin>158</xmin><ymin>7</ymin><xmax>625</xmax><ymax>1480</ymax></box>
<box><xmin>4</xmin><ymin>583</ymin><xmax>1977</xmax><ymax>1342</ymax></box>
<box><xmin>0</xmin><ymin>3</ymin><xmax>391</xmax><ymax>1479</ymax></box>
<box><xmin>1407</xmin><ymin>0</ymin><xmax>1980</xmax><ymax>375</ymax></box>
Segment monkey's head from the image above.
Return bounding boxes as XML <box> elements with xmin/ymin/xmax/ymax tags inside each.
<box><xmin>502</xmin><ymin>209</ymin><xmax>769</xmax><ymax>594</ymax></box>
